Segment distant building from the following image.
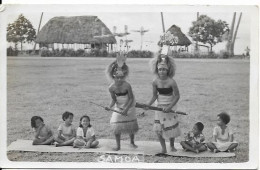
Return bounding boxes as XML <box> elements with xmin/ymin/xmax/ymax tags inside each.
<box><xmin>35</xmin><ymin>16</ymin><xmax>116</xmax><ymax>52</ymax></box>
<box><xmin>189</xmin><ymin>43</ymin><xmax>210</xmax><ymax>54</ymax></box>
<box><xmin>159</xmin><ymin>25</ymin><xmax>192</xmax><ymax>52</ymax></box>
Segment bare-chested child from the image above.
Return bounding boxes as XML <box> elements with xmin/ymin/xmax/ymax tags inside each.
<box><xmin>31</xmin><ymin>116</ymin><xmax>54</xmax><ymax>145</ymax></box>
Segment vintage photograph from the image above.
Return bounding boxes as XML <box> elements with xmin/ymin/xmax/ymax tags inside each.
<box><xmin>1</xmin><ymin>4</ymin><xmax>258</xmax><ymax>169</ymax></box>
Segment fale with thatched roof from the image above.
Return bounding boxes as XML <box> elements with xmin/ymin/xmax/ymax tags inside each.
<box><xmin>159</xmin><ymin>25</ymin><xmax>192</xmax><ymax>52</ymax></box>
<box><xmin>35</xmin><ymin>16</ymin><xmax>116</xmax><ymax>51</ymax></box>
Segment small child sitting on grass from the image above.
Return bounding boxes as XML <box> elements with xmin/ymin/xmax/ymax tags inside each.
<box><xmin>73</xmin><ymin>115</ymin><xmax>99</xmax><ymax>148</ymax></box>
<box><xmin>207</xmin><ymin>112</ymin><xmax>238</xmax><ymax>153</ymax></box>
<box><xmin>31</xmin><ymin>116</ymin><xmax>54</xmax><ymax>145</ymax></box>
<box><xmin>54</xmin><ymin>111</ymin><xmax>76</xmax><ymax>147</ymax></box>
<box><xmin>180</xmin><ymin>122</ymin><xmax>207</xmax><ymax>153</ymax></box>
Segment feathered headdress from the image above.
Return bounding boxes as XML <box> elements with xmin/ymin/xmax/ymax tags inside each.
<box><xmin>105</xmin><ymin>51</ymin><xmax>129</xmax><ymax>80</ymax></box>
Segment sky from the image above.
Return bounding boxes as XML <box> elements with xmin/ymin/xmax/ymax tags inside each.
<box><xmin>5</xmin><ymin>5</ymin><xmax>254</xmax><ymax>55</ymax></box>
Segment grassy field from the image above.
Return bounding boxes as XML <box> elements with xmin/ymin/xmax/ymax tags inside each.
<box><xmin>7</xmin><ymin>56</ymin><xmax>249</xmax><ymax>163</ymax></box>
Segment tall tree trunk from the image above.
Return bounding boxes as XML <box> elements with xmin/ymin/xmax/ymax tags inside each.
<box><xmin>33</xmin><ymin>12</ymin><xmax>43</xmax><ymax>53</ymax></box>
<box><xmin>231</xmin><ymin>12</ymin><xmax>242</xmax><ymax>56</ymax></box>
<box><xmin>15</xmin><ymin>43</ymin><xmax>18</xmax><ymax>51</ymax></box>
<box><xmin>195</xmin><ymin>12</ymin><xmax>199</xmax><ymax>52</ymax></box>
<box><xmin>161</xmin><ymin>12</ymin><xmax>165</xmax><ymax>33</ymax></box>
<box><xmin>140</xmin><ymin>34</ymin><xmax>143</xmax><ymax>50</ymax></box>
<box><xmin>226</xmin><ymin>12</ymin><xmax>236</xmax><ymax>56</ymax></box>
<box><xmin>20</xmin><ymin>41</ymin><xmax>23</xmax><ymax>52</ymax></box>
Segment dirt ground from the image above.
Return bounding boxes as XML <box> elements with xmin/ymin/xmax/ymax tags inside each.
<box><xmin>7</xmin><ymin>57</ymin><xmax>250</xmax><ymax>163</ymax></box>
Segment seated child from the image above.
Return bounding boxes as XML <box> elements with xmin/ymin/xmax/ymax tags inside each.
<box><xmin>54</xmin><ymin>111</ymin><xmax>76</xmax><ymax>147</ymax></box>
<box><xmin>73</xmin><ymin>115</ymin><xmax>99</xmax><ymax>148</ymax></box>
<box><xmin>31</xmin><ymin>116</ymin><xmax>54</xmax><ymax>145</ymax></box>
<box><xmin>207</xmin><ymin>112</ymin><xmax>238</xmax><ymax>153</ymax></box>
<box><xmin>180</xmin><ymin>122</ymin><xmax>207</xmax><ymax>153</ymax></box>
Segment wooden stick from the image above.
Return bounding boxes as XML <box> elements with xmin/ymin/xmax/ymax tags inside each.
<box><xmin>135</xmin><ymin>102</ymin><xmax>187</xmax><ymax>115</ymax></box>
<box><xmin>89</xmin><ymin>101</ymin><xmax>126</xmax><ymax>116</ymax></box>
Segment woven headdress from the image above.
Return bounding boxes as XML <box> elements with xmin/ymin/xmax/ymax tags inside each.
<box><xmin>149</xmin><ymin>45</ymin><xmax>176</xmax><ymax>78</ymax></box>
<box><xmin>157</xmin><ymin>54</ymin><xmax>168</xmax><ymax>70</ymax></box>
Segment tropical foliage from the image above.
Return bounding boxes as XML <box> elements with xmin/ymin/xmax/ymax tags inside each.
<box><xmin>188</xmin><ymin>15</ymin><xmax>229</xmax><ymax>52</ymax></box>
<box><xmin>7</xmin><ymin>14</ymin><xmax>36</xmax><ymax>51</ymax></box>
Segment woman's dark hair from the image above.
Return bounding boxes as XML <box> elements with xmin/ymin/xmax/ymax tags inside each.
<box><xmin>62</xmin><ymin>111</ymin><xmax>74</xmax><ymax>121</ymax></box>
<box><xmin>79</xmin><ymin>115</ymin><xmax>92</xmax><ymax>128</ymax></box>
<box><xmin>218</xmin><ymin>112</ymin><xmax>230</xmax><ymax>124</ymax></box>
<box><xmin>195</xmin><ymin>122</ymin><xmax>204</xmax><ymax>132</ymax></box>
<box><xmin>31</xmin><ymin>116</ymin><xmax>44</xmax><ymax>128</ymax></box>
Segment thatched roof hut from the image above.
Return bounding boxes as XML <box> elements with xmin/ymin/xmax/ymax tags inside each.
<box><xmin>161</xmin><ymin>25</ymin><xmax>192</xmax><ymax>46</ymax></box>
<box><xmin>35</xmin><ymin>16</ymin><xmax>116</xmax><ymax>44</ymax></box>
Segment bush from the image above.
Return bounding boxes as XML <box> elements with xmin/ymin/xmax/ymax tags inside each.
<box><xmin>173</xmin><ymin>51</ymin><xmax>221</xmax><ymax>59</ymax></box>
<box><xmin>39</xmin><ymin>48</ymin><xmax>226</xmax><ymax>59</ymax></box>
<box><xmin>75</xmin><ymin>49</ymin><xmax>85</xmax><ymax>57</ymax></box>
<box><xmin>100</xmin><ymin>49</ymin><xmax>108</xmax><ymax>57</ymax></box>
<box><xmin>40</xmin><ymin>48</ymin><xmax>110</xmax><ymax>57</ymax></box>
<box><xmin>127</xmin><ymin>50</ymin><xmax>153</xmax><ymax>58</ymax></box>
<box><xmin>83</xmin><ymin>51</ymin><xmax>92</xmax><ymax>57</ymax></box>
<box><xmin>52</xmin><ymin>49</ymin><xmax>60</xmax><ymax>57</ymax></box>
<box><xmin>26</xmin><ymin>50</ymin><xmax>39</xmax><ymax>55</ymax></box>
<box><xmin>107</xmin><ymin>52</ymin><xmax>117</xmax><ymax>58</ymax></box>
<box><xmin>41</xmin><ymin>48</ymin><xmax>81</xmax><ymax>57</ymax></box>
<box><xmin>41</xmin><ymin>49</ymin><xmax>53</xmax><ymax>57</ymax></box>
<box><xmin>90</xmin><ymin>49</ymin><xmax>100</xmax><ymax>57</ymax></box>
<box><xmin>207</xmin><ymin>51</ymin><xmax>218</xmax><ymax>59</ymax></box>
<box><xmin>64</xmin><ymin>49</ymin><xmax>76</xmax><ymax>57</ymax></box>
<box><xmin>59</xmin><ymin>49</ymin><xmax>67</xmax><ymax>57</ymax></box>
<box><xmin>173</xmin><ymin>52</ymin><xmax>193</xmax><ymax>58</ymax></box>
<box><xmin>219</xmin><ymin>50</ymin><xmax>230</xmax><ymax>59</ymax></box>
<box><xmin>7</xmin><ymin>46</ymin><xmax>18</xmax><ymax>56</ymax></box>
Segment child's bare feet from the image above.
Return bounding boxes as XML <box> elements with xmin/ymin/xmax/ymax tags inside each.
<box><xmin>130</xmin><ymin>143</ymin><xmax>138</xmax><ymax>149</ymax></box>
<box><xmin>171</xmin><ymin>147</ymin><xmax>177</xmax><ymax>152</ymax></box>
<box><xmin>84</xmin><ymin>145</ymin><xmax>90</xmax><ymax>149</ymax></box>
<box><xmin>229</xmin><ymin>149</ymin><xmax>234</xmax><ymax>152</ymax></box>
<box><xmin>112</xmin><ymin>147</ymin><xmax>120</xmax><ymax>151</ymax></box>
<box><xmin>213</xmin><ymin>149</ymin><xmax>219</xmax><ymax>153</ymax></box>
<box><xmin>155</xmin><ymin>149</ymin><xmax>167</xmax><ymax>156</ymax></box>
<box><xmin>161</xmin><ymin>149</ymin><xmax>167</xmax><ymax>154</ymax></box>
<box><xmin>54</xmin><ymin>142</ymin><xmax>60</xmax><ymax>147</ymax></box>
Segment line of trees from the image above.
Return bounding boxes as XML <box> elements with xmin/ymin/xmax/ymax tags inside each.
<box><xmin>188</xmin><ymin>13</ymin><xmax>242</xmax><ymax>57</ymax></box>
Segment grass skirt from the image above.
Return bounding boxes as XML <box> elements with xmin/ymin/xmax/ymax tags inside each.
<box><xmin>111</xmin><ymin>119</ymin><xmax>139</xmax><ymax>135</ymax></box>
<box><xmin>110</xmin><ymin>95</ymin><xmax>139</xmax><ymax>135</ymax></box>
<box><xmin>153</xmin><ymin>95</ymin><xmax>181</xmax><ymax>139</ymax></box>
